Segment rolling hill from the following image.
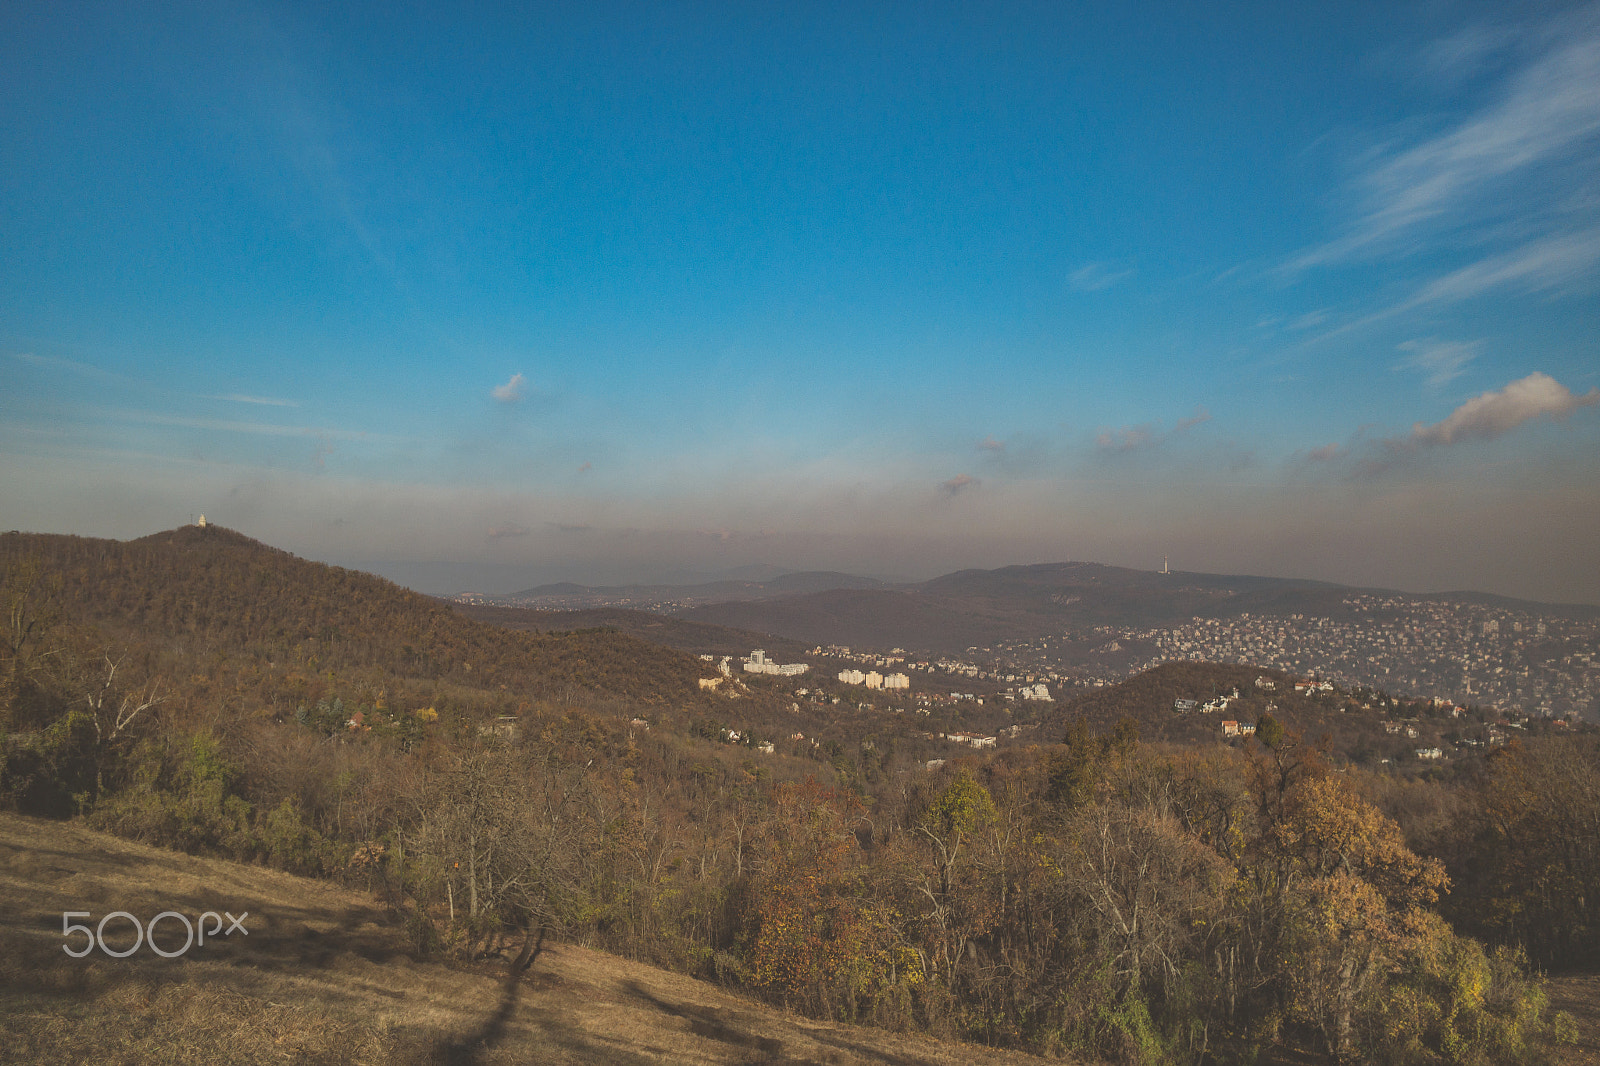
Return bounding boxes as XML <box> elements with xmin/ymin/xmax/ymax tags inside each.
<box><xmin>0</xmin><ymin>525</ymin><xmax>723</xmax><ymax>721</ymax></box>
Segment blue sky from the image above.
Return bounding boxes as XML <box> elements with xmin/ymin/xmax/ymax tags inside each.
<box><xmin>4</xmin><ymin>1</ymin><xmax>1598</xmax><ymax>602</ymax></box>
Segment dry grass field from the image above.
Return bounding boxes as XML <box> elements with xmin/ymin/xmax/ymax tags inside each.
<box><xmin>0</xmin><ymin>812</ymin><xmax>1062</xmax><ymax>1065</ymax></box>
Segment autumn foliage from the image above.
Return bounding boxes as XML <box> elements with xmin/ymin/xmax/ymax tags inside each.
<box><xmin>2</xmin><ymin>530</ymin><xmax>1587</xmax><ymax>1066</ymax></box>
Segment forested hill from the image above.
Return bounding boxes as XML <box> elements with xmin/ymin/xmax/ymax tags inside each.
<box><xmin>457</xmin><ymin>602</ymin><xmax>812</xmax><ymax>659</ymax></box>
<box><xmin>1029</xmin><ymin>661</ymin><xmax>1384</xmax><ymax>751</ymax></box>
<box><xmin>1</xmin><ymin>525</ymin><xmax>715</xmax><ymax>711</ymax></box>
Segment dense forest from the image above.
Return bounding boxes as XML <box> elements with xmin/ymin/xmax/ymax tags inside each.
<box><xmin>2</xmin><ymin>529</ymin><xmax>1593</xmax><ymax>1065</ymax></box>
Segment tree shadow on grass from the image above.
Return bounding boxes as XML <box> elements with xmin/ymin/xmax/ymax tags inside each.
<box><xmin>429</xmin><ymin>926</ymin><xmax>548</xmax><ymax>1066</ymax></box>
<box><xmin>619</xmin><ymin>978</ymin><xmax>792</xmax><ymax>1061</ymax></box>
<box><xmin>617</xmin><ymin>978</ymin><xmax>992</xmax><ymax>1066</ymax></box>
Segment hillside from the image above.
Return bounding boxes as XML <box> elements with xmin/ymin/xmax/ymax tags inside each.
<box><xmin>456</xmin><ymin>603</ymin><xmax>812</xmax><ymax>660</ymax></box>
<box><xmin>1</xmin><ymin>526</ymin><xmax>720</xmax><ymax>718</ymax></box>
<box><xmin>1027</xmin><ymin>661</ymin><xmax>1446</xmax><ymax>766</ymax></box>
<box><xmin>0</xmin><ymin>811</ymin><xmax>1055</xmax><ymax>1066</ymax></box>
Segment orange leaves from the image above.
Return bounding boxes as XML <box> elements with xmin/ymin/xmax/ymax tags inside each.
<box><xmin>1274</xmin><ymin>775</ymin><xmax>1448</xmax><ymax>915</ymax></box>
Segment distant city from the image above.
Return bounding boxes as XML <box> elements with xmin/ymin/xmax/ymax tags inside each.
<box><xmin>456</xmin><ymin>588</ymin><xmax>1599</xmax><ymax>719</ymax></box>
<box><xmin>922</xmin><ymin>596</ymin><xmax>1597</xmax><ymax>719</ymax></box>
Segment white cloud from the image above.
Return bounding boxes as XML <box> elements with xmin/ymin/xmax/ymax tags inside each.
<box><xmin>1397</xmin><ymin>337</ymin><xmax>1482</xmax><ymax>386</ymax></box>
<box><xmin>491</xmin><ymin>372</ymin><xmax>527</xmax><ymax>403</ymax></box>
<box><xmin>976</xmin><ymin>435</ymin><xmax>1006</xmax><ymax>452</ymax></box>
<box><xmin>1308</xmin><ymin>443</ymin><xmax>1344</xmax><ymax>462</ymax></box>
<box><xmin>1408</xmin><ymin>371</ymin><xmax>1599</xmax><ymax>446</ymax></box>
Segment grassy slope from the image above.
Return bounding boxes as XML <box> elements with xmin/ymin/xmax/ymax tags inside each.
<box><xmin>1547</xmin><ymin>974</ymin><xmax>1600</xmax><ymax>1066</ymax></box>
<box><xmin>0</xmin><ymin>812</ymin><xmax>1060</xmax><ymax>1066</ymax></box>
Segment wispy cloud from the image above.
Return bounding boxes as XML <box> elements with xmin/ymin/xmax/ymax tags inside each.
<box><xmin>208</xmin><ymin>393</ymin><xmax>301</xmax><ymax>408</ymax></box>
<box><xmin>1308</xmin><ymin>443</ymin><xmax>1344</xmax><ymax>462</ymax></box>
<box><xmin>976</xmin><ymin>435</ymin><xmax>1006</xmax><ymax>453</ymax></box>
<box><xmin>1095</xmin><ymin>408</ymin><xmax>1211</xmax><ymax>453</ymax></box>
<box><xmin>1405</xmin><ymin>371</ymin><xmax>1598</xmax><ymax>446</ymax></box>
<box><xmin>109</xmin><ymin>410</ymin><xmax>382</xmax><ymax>440</ymax></box>
<box><xmin>1097</xmin><ymin>425</ymin><xmax>1156</xmax><ymax>452</ymax></box>
<box><xmin>1068</xmin><ymin>261</ymin><xmax>1136</xmax><ymax>292</ymax></box>
<box><xmin>487</xmin><ymin>523</ymin><xmax>532</xmax><ymax>540</ymax></box>
<box><xmin>1397</xmin><ymin>337</ymin><xmax>1481</xmax><ymax>386</ymax></box>
<box><xmin>310</xmin><ymin>434</ymin><xmax>335</xmax><ymax>470</ymax></box>
<box><xmin>12</xmin><ymin>352</ymin><xmax>127</xmax><ymax>382</ymax></box>
<box><xmin>940</xmin><ymin>473</ymin><xmax>979</xmax><ymax>495</ymax></box>
<box><xmin>1292</xmin><ymin>21</ymin><xmax>1600</xmax><ymax>270</ymax></box>
<box><xmin>491</xmin><ymin>372</ymin><xmax>527</xmax><ymax>403</ymax></box>
<box><xmin>1402</xmin><ymin>226</ymin><xmax>1600</xmax><ymax>306</ymax></box>
<box><xmin>1419</xmin><ymin>23</ymin><xmax>1516</xmax><ymax>84</ymax></box>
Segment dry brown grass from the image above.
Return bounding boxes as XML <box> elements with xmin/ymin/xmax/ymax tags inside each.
<box><xmin>0</xmin><ymin>812</ymin><xmax>1060</xmax><ymax>1065</ymax></box>
<box><xmin>1547</xmin><ymin>973</ymin><xmax>1600</xmax><ymax>1066</ymax></box>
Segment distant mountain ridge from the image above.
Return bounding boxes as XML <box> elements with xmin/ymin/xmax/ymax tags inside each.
<box><xmin>505</xmin><ymin>570</ymin><xmax>886</xmax><ymax>606</ymax></box>
<box><xmin>677</xmin><ymin>560</ymin><xmax>1600</xmax><ymax>655</ymax></box>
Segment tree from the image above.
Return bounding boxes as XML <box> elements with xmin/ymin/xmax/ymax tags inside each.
<box><xmin>1270</xmin><ymin>775</ymin><xmax>1448</xmax><ymax>1060</ymax></box>
<box><xmin>77</xmin><ymin>653</ymin><xmax>166</xmax><ymax>793</ymax></box>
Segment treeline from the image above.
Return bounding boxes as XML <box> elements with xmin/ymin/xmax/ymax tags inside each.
<box><xmin>2</xmin><ymin>535</ymin><xmax>1592</xmax><ymax>1065</ymax></box>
